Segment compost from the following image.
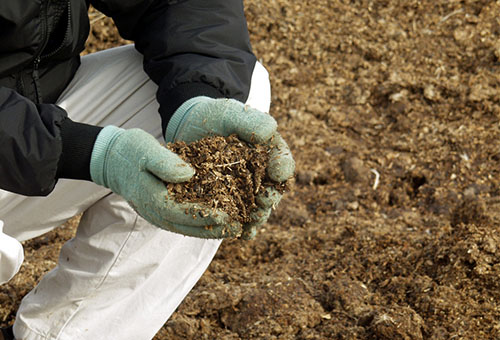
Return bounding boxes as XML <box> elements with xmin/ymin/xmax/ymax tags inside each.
<box><xmin>166</xmin><ymin>135</ymin><xmax>286</xmax><ymax>224</ymax></box>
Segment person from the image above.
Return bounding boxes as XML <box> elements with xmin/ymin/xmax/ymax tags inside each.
<box><xmin>0</xmin><ymin>1</ymin><xmax>295</xmax><ymax>339</ymax></box>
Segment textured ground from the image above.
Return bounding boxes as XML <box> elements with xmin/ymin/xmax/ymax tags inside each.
<box><xmin>2</xmin><ymin>1</ymin><xmax>500</xmax><ymax>339</ymax></box>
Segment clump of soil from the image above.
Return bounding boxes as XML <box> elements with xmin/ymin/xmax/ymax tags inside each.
<box><xmin>166</xmin><ymin>134</ymin><xmax>287</xmax><ymax>224</ymax></box>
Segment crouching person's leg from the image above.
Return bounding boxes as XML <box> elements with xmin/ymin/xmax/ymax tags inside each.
<box><xmin>14</xmin><ymin>194</ymin><xmax>221</xmax><ymax>340</ymax></box>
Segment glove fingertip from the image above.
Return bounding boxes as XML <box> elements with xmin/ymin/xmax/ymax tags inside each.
<box><xmin>230</xmin><ymin>104</ymin><xmax>277</xmax><ymax>144</ymax></box>
<box><xmin>268</xmin><ymin>157</ymin><xmax>296</xmax><ymax>182</ymax></box>
<box><xmin>247</xmin><ymin>115</ymin><xmax>277</xmax><ymax>144</ymax></box>
<box><xmin>256</xmin><ymin>188</ymin><xmax>282</xmax><ymax>209</ymax></box>
<box><xmin>168</xmin><ymin>163</ymin><xmax>195</xmax><ymax>183</ymax></box>
<box><xmin>208</xmin><ymin>211</ymin><xmax>242</xmax><ymax>238</ymax></box>
<box><xmin>148</xmin><ymin>148</ymin><xmax>195</xmax><ymax>183</ymax></box>
<box><xmin>241</xmin><ymin>225</ymin><xmax>257</xmax><ymax>240</ymax></box>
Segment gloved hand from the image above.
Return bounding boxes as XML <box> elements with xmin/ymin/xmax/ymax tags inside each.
<box><xmin>90</xmin><ymin>126</ymin><xmax>241</xmax><ymax>238</ymax></box>
<box><xmin>165</xmin><ymin>96</ymin><xmax>295</xmax><ymax>239</ymax></box>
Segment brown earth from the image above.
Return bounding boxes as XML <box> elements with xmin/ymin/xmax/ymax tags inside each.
<box><xmin>2</xmin><ymin>1</ymin><xmax>500</xmax><ymax>339</ymax></box>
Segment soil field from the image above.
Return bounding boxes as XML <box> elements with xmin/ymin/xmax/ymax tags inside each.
<box><xmin>2</xmin><ymin>1</ymin><xmax>500</xmax><ymax>339</ymax></box>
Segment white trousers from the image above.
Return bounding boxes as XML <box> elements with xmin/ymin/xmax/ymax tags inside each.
<box><xmin>0</xmin><ymin>45</ymin><xmax>271</xmax><ymax>340</ymax></box>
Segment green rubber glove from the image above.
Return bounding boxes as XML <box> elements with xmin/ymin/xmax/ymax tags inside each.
<box><xmin>166</xmin><ymin>97</ymin><xmax>295</xmax><ymax>239</ymax></box>
<box><xmin>90</xmin><ymin>126</ymin><xmax>241</xmax><ymax>238</ymax></box>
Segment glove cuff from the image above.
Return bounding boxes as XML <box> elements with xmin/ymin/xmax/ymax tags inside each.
<box><xmin>90</xmin><ymin>125</ymin><xmax>124</xmax><ymax>187</ymax></box>
<box><xmin>164</xmin><ymin>96</ymin><xmax>214</xmax><ymax>142</ymax></box>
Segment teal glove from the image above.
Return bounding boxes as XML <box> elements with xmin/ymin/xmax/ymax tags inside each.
<box><xmin>166</xmin><ymin>97</ymin><xmax>295</xmax><ymax>239</ymax></box>
<box><xmin>90</xmin><ymin>126</ymin><xmax>241</xmax><ymax>238</ymax></box>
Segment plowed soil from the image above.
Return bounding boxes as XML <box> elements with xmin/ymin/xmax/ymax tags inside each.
<box><xmin>2</xmin><ymin>1</ymin><xmax>500</xmax><ymax>339</ymax></box>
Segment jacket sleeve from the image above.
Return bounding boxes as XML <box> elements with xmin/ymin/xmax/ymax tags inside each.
<box><xmin>90</xmin><ymin>0</ymin><xmax>257</xmax><ymax>132</ymax></box>
<box><xmin>0</xmin><ymin>87</ymin><xmax>65</xmax><ymax>196</ymax></box>
<box><xmin>0</xmin><ymin>87</ymin><xmax>102</xmax><ymax>196</ymax></box>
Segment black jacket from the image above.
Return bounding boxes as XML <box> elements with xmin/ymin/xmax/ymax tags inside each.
<box><xmin>0</xmin><ymin>0</ymin><xmax>256</xmax><ymax>196</ymax></box>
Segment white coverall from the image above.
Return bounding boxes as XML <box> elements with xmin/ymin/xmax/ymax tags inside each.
<box><xmin>0</xmin><ymin>44</ymin><xmax>271</xmax><ymax>340</ymax></box>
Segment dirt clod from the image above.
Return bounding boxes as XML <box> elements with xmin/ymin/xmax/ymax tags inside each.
<box><xmin>367</xmin><ymin>307</ymin><xmax>425</xmax><ymax>340</ymax></box>
<box><xmin>341</xmin><ymin>155</ymin><xmax>371</xmax><ymax>184</ymax></box>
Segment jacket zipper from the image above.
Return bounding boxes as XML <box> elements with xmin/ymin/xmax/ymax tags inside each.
<box><xmin>32</xmin><ymin>57</ymin><xmax>42</xmax><ymax>103</ymax></box>
<box><xmin>32</xmin><ymin>0</ymin><xmax>50</xmax><ymax>103</ymax></box>
<box><xmin>32</xmin><ymin>1</ymin><xmax>73</xmax><ymax>103</ymax></box>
